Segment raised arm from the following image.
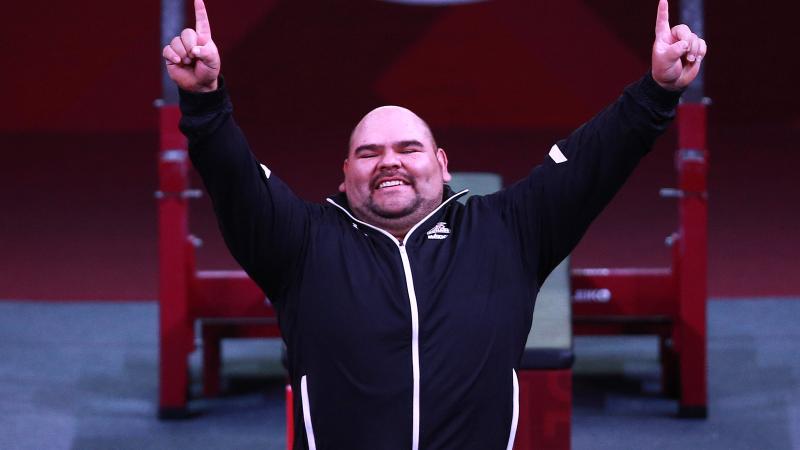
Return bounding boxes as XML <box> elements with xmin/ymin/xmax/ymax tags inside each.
<box><xmin>162</xmin><ymin>1</ymin><xmax>312</xmax><ymax>304</ymax></box>
<box><xmin>497</xmin><ymin>0</ymin><xmax>707</xmax><ymax>285</ymax></box>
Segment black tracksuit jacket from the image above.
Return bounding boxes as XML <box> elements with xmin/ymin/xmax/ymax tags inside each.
<box><xmin>179</xmin><ymin>73</ymin><xmax>681</xmax><ymax>450</ymax></box>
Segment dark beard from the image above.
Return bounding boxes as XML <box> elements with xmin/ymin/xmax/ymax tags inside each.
<box><xmin>365</xmin><ymin>193</ymin><xmax>424</xmax><ymax>219</ymax></box>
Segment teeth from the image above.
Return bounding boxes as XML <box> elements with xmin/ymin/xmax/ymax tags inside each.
<box><xmin>379</xmin><ymin>180</ymin><xmax>404</xmax><ymax>189</ymax></box>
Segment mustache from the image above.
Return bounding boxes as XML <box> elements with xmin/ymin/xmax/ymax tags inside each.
<box><xmin>370</xmin><ymin>171</ymin><xmax>414</xmax><ymax>189</ymax></box>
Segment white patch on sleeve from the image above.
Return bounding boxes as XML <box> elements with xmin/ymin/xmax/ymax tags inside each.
<box><xmin>260</xmin><ymin>164</ymin><xmax>272</xmax><ymax>179</ymax></box>
<box><xmin>549</xmin><ymin>144</ymin><xmax>568</xmax><ymax>164</ymax></box>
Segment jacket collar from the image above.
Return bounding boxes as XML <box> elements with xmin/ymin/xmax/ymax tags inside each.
<box><xmin>326</xmin><ymin>185</ymin><xmax>468</xmax><ymax>245</ymax></box>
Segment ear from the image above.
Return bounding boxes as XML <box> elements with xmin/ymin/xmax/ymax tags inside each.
<box><xmin>436</xmin><ymin>148</ymin><xmax>451</xmax><ymax>183</ymax></box>
<box><xmin>339</xmin><ymin>158</ymin><xmax>348</xmax><ymax>192</ymax></box>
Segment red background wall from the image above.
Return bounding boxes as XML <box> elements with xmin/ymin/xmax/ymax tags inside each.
<box><xmin>2</xmin><ymin>0</ymin><xmax>798</xmax><ymax>300</ymax></box>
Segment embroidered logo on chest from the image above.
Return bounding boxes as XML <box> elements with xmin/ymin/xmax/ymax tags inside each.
<box><xmin>426</xmin><ymin>222</ymin><xmax>451</xmax><ymax>240</ymax></box>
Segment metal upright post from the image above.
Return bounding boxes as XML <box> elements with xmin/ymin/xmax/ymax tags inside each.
<box><xmin>675</xmin><ymin>0</ymin><xmax>708</xmax><ymax>418</ymax></box>
<box><xmin>157</xmin><ymin>0</ymin><xmax>193</xmax><ymax>419</ymax></box>
<box><xmin>160</xmin><ymin>0</ymin><xmax>184</xmax><ymax>106</ymax></box>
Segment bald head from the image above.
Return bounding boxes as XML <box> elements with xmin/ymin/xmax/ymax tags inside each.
<box><xmin>349</xmin><ymin>106</ymin><xmax>437</xmax><ymax>156</ymax></box>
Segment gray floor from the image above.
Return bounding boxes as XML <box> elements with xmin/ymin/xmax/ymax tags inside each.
<box><xmin>0</xmin><ymin>299</ymin><xmax>798</xmax><ymax>450</ymax></box>
<box><xmin>572</xmin><ymin>300</ymin><xmax>800</xmax><ymax>450</ymax></box>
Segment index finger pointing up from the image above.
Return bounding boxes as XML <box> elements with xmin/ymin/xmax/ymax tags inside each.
<box><xmin>655</xmin><ymin>0</ymin><xmax>671</xmax><ymax>40</ymax></box>
<box><xmin>195</xmin><ymin>0</ymin><xmax>212</xmax><ymax>44</ymax></box>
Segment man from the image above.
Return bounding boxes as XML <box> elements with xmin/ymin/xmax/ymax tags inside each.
<box><xmin>163</xmin><ymin>0</ymin><xmax>706</xmax><ymax>448</ymax></box>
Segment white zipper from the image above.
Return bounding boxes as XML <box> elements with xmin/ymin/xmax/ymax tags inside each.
<box><xmin>505</xmin><ymin>369</ymin><xmax>520</xmax><ymax>450</ymax></box>
<box><xmin>301</xmin><ymin>375</ymin><xmax>317</xmax><ymax>450</ymax></box>
<box><xmin>325</xmin><ymin>191</ymin><xmax>468</xmax><ymax>450</ymax></box>
<box><xmin>398</xmin><ymin>245</ymin><xmax>421</xmax><ymax>450</ymax></box>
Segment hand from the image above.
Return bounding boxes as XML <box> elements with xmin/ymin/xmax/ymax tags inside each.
<box><xmin>651</xmin><ymin>0</ymin><xmax>707</xmax><ymax>91</ymax></box>
<box><xmin>162</xmin><ymin>0</ymin><xmax>220</xmax><ymax>92</ymax></box>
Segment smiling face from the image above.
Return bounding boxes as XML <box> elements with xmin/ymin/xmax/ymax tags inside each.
<box><xmin>341</xmin><ymin>106</ymin><xmax>451</xmax><ymax>239</ymax></box>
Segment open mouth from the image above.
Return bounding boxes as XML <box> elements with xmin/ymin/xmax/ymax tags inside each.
<box><xmin>378</xmin><ymin>180</ymin><xmax>406</xmax><ymax>189</ymax></box>
<box><xmin>374</xmin><ymin>177</ymin><xmax>411</xmax><ymax>190</ymax></box>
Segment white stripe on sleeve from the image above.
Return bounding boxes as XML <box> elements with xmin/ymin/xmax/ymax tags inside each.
<box><xmin>549</xmin><ymin>144</ymin><xmax>568</xmax><ymax>164</ymax></box>
<box><xmin>260</xmin><ymin>164</ymin><xmax>272</xmax><ymax>179</ymax></box>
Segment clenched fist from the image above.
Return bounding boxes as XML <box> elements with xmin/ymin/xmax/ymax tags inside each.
<box><xmin>162</xmin><ymin>0</ymin><xmax>220</xmax><ymax>92</ymax></box>
<box><xmin>651</xmin><ymin>0</ymin><xmax>708</xmax><ymax>91</ymax></box>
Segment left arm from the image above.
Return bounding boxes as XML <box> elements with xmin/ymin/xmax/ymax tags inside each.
<box><xmin>493</xmin><ymin>0</ymin><xmax>707</xmax><ymax>284</ymax></box>
<box><xmin>502</xmin><ymin>73</ymin><xmax>682</xmax><ymax>284</ymax></box>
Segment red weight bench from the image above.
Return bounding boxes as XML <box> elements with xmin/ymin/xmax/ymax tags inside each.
<box><xmin>570</xmin><ymin>102</ymin><xmax>709</xmax><ymax>418</ymax></box>
<box><xmin>157</xmin><ymin>105</ymin><xmax>281</xmax><ymax>419</ymax></box>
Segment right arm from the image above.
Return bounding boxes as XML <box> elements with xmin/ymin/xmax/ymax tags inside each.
<box><xmin>164</xmin><ymin>0</ymin><xmax>311</xmax><ymax>302</ymax></box>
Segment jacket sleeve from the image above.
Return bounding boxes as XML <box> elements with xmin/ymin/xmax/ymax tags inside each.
<box><xmin>493</xmin><ymin>73</ymin><xmax>682</xmax><ymax>286</ymax></box>
<box><xmin>178</xmin><ymin>78</ymin><xmax>311</xmax><ymax>304</ymax></box>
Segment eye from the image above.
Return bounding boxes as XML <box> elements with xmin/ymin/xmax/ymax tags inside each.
<box><xmin>358</xmin><ymin>152</ymin><xmax>378</xmax><ymax>158</ymax></box>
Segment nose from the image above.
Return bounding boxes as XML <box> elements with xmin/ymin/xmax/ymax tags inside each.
<box><xmin>377</xmin><ymin>149</ymin><xmax>401</xmax><ymax>170</ymax></box>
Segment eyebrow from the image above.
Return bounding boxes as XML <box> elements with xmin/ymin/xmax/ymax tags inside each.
<box><xmin>397</xmin><ymin>140</ymin><xmax>425</xmax><ymax>148</ymax></box>
<box><xmin>353</xmin><ymin>140</ymin><xmax>426</xmax><ymax>155</ymax></box>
